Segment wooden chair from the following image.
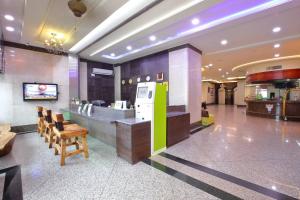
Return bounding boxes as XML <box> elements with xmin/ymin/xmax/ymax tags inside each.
<box><xmin>52</xmin><ymin>113</ymin><xmax>89</xmax><ymax>166</ymax></box>
<box><xmin>42</xmin><ymin>108</ymin><xmax>55</xmax><ymax>148</ymax></box>
<box><xmin>37</xmin><ymin>106</ymin><xmax>45</xmax><ymax>135</ymax></box>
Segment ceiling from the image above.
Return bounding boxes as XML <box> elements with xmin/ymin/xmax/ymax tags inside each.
<box><xmin>1</xmin><ymin>0</ymin><xmax>300</xmax><ymax>82</ymax></box>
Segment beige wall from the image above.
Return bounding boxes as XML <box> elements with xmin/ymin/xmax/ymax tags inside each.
<box><xmin>247</xmin><ymin>58</ymin><xmax>300</xmax><ymax>74</ymax></box>
<box><xmin>234</xmin><ymin>80</ymin><xmax>246</xmax><ymax>106</ymax></box>
<box><xmin>0</xmin><ymin>47</ymin><xmax>69</xmax><ymax>126</ymax></box>
<box><xmin>202</xmin><ymin>82</ymin><xmax>215</xmax><ymax>104</ymax></box>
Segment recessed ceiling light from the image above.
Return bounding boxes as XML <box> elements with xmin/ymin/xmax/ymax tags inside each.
<box><xmin>226</xmin><ymin>72</ymin><xmax>229</xmax><ymax>75</ymax></box>
<box><xmin>208</xmin><ymin>63</ymin><xmax>213</xmax><ymax>67</ymax></box>
<box><xmin>222</xmin><ymin>75</ymin><xmax>225</xmax><ymax>78</ymax></box>
<box><xmin>9</xmin><ymin>50</ymin><xmax>15</xmax><ymax>53</ymax></box>
<box><xmin>274</xmin><ymin>53</ymin><xmax>280</xmax><ymax>58</ymax></box>
<box><xmin>191</xmin><ymin>18</ymin><xmax>200</xmax><ymax>25</ymax></box>
<box><xmin>205</xmin><ymin>65</ymin><xmax>209</xmax><ymax>68</ymax></box>
<box><xmin>5</xmin><ymin>26</ymin><xmax>15</xmax><ymax>32</ymax></box>
<box><xmin>10</xmin><ymin>54</ymin><xmax>15</xmax><ymax>57</ymax></box>
<box><xmin>201</xmin><ymin>68</ymin><xmax>205</xmax><ymax>72</ymax></box>
<box><xmin>4</xmin><ymin>14</ymin><xmax>14</xmax><ymax>21</ymax></box>
<box><xmin>218</xmin><ymin>68</ymin><xmax>222</xmax><ymax>71</ymax></box>
<box><xmin>126</xmin><ymin>45</ymin><xmax>132</xmax><ymax>50</ymax></box>
<box><xmin>273</xmin><ymin>43</ymin><xmax>280</xmax><ymax>48</ymax></box>
<box><xmin>272</xmin><ymin>27</ymin><xmax>281</xmax><ymax>33</ymax></box>
<box><xmin>110</xmin><ymin>53</ymin><xmax>115</xmax><ymax>57</ymax></box>
<box><xmin>149</xmin><ymin>35</ymin><xmax>156</xmax><ymax>41</ymax></box>
<box><xmin>221</xmin><ymin>39</ymin><xmax>228</xmax><ymax>45</ymax></box>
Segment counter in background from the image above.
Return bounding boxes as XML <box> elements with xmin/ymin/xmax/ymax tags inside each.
<box><xmin>245</xmin><ymin>100</ymin><xmax>279</xmax><ymax>119</ymax></box>
<box><xmin>245</xmin><ymin>99</ymin><xmax>300</xmax><ymax>121</ymax></box>
<box><xmin>285</xmin><ymin>101</ymin><xmax>300</xmax><ymax>121</ymax></box>
<box><xmin>61</xmin><ymin>105</ymin><xmax>134</xmax><ymax>147</ymax></box>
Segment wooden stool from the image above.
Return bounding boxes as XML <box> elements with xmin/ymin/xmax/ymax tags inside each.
<box><xmin>37</xmin><ymin>106</ymin><xmax>45</xmax><ymax>136</ymax></box>
<box><xmin>52</xmin><ymin>113</ymin><xmax>89</xmax><ymax>166</ymax></box>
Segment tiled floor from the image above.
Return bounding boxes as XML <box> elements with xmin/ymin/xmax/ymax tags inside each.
<box><xmin>1</xmin><ymin>105</ymin><xmax>300</xmax><ymax>199</ymax></box>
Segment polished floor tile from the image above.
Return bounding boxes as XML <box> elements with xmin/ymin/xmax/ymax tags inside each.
<box><xmin>1</xmin><ymin>105</ymin><xmax>300</xmax><ymax>199</ymax></box>
<box><xmin>163</xmin><ymin>105</ymin><xmax>300</xmax><ymax>199</ymax></box>
<box><xmin>0</xmin><ymin>132</ymin><xmax>217</xmax><ymax>200</ymax></box>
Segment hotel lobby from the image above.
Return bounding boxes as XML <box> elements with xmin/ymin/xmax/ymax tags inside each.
<box><xmin>1</xmin><ymin>0</ymin><xmax>300</xmax><ymax>199</ymax></box>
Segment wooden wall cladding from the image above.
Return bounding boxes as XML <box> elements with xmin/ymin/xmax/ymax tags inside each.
<box><xmin>167</xmin><ymin>112</ymin><xmax>190</xmax><ymax>147</ymax></box>
<box><xmin>87</xmin><ymin>61</ymin><xmax>114</xmax><ymax>105</ymax></box>
<box><xmin>246</xmin><ymin>69</ymin><xmax>300</xmax><ymax>83</ymax></box>
<box><xmin>116</xmin><ymin>121</ymin><xmax>151</xmax><ymax>164</ymax></box>
<box><xmin>120</xmin><ymin>51</ymin><xmax>169</xmax><ymax>104</ymax></box>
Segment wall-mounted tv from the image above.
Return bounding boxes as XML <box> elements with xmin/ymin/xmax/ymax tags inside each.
<box><xmin>23</xmin><ymin>83</ymin><xmax>58</xmax><ymax>101</ymax></box>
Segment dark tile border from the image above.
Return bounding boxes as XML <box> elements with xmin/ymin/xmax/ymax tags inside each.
<box><xmin>11</xmin><ymin>124</ymin><xmax>37</xmax><ymax>134</ymax></box>
<box><xmin>160</xmin><ymin>152</ymin><xmax>297</xmax><ymax>200</ymax></box>
<box><xmin>0</xmin><ymin>165</ymin><xmax>23</xmax><ymax>200</ymax></box>
<box><xmin>143</xmin><ymin>158</ymin><xmax>242</xmax><ymax>200</ymax></box>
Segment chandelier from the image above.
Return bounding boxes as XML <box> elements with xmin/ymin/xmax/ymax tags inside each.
<box><xmin>44</xmin><ymin>33</ymin><xmax>64</xmax><ymax>54</ymax></box>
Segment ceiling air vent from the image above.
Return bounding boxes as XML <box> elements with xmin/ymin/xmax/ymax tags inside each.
<box><xmin>266</xmin><ymin>65</ymin><xmax>282</xmax><ymax>71</ymax></box>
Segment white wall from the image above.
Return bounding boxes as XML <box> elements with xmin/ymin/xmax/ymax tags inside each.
<box><xmin>114</xmin><ymin>66</ymin><xmax>121</xmax><ymax>101</ymax></box>
<box><xmin>234</xmin><ymin>80</ymin><xmax>246</xmax><ymax>106</ymax></box>
<box><xmin>169</xmin><ymin>48</ymin><xmax>202</xmax><ymax>124</ymax></box>
<box><xmin>187</xmin><ymin>48</ymin><xmax>202</xmax><ymax>123</ymax></box>
<box><xmin>79</xmin><ymin>61</ymin><xmax>88</xmax><ymax>100</ymax></box>
<box><xmin>202</xmin><ymin>82</ymin><xmax>215</xmax><ymax>104</ymax></box>
<box><xmin>168</xmin><ymin>48</ymin><xmax>188</xmax><ymax>106</ymax></box>
<box><xmin>0</xmin><ymin>47</ymin><xmax>69</xmax><ymax>126</ymax></box>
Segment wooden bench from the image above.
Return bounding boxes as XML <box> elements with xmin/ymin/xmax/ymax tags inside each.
<box><xmin>0</xmin><ymin>124</ymin><xmax>16</xmax><ymax>157</ymax></box>
<box><xmin>52</xmin><ymin>113</ymin><xmax>89</xmax><ymax>166</ymax></box>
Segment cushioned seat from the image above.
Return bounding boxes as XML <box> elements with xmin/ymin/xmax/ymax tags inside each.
<box><xmin>0</xmin><ymin>132</ymin><xmax>16</xmax><ymax>157</ymax></box>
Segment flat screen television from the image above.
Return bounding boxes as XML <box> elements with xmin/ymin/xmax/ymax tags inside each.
<box><xmin>23</xmin><ymin>83</ymin><xmax>58</xmax><ymax>101</ymax></box>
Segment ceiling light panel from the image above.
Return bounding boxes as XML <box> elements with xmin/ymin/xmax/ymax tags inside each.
<box><xmin>95</xmin><ymin>0</ymin><xmax>291</xmax><ymax>60</ymax></box>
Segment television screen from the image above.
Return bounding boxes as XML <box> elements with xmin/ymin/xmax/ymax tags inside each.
<box><xmin>23</xmin><ymin>83</ymin><xmax>58</xmax><ymax>101</ymax></box>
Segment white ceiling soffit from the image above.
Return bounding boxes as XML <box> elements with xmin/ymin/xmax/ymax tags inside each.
<box><xmin>20</xmin><ymin>0</ymin><xmax>128</xmax><ymax>49</ymax></box>
<box><xmin>69</xmin><ymin>0</ymin><xmax>160</xmax><ymax>53</ymax></box>
<box><xmin>80</xmin><ymin>0</ymin><xmax>292</xmax><ymax>64</ymax></box>
<box><xmin>79</xmin><ymin>0</ymin><xmax>222</xmax><ymax>61</ymax></box>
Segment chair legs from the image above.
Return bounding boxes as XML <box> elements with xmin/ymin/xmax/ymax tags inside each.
<box><xmin>60</xmin><ymin>139</ymin><xmax>66</xmax><ymax>166</ymax></box>
<box><xmin>54</xmin><ymin>134</ymin><xmax>89</xmax><ymax>166</ymax></box>
<box><xmin>82</xmin><ymin>135</ymin><xmax>89</xmax><ymax>159</ymax></box>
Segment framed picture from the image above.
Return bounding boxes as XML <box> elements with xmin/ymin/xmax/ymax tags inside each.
<box><xmin>156</xmin><ymin>72</ymin><xmax>164</xmax><ymax>81</ymax></box>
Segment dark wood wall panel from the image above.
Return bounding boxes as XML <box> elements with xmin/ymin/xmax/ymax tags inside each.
<box><xmin>120</xmin><ymin>51</ymin><xmax>169</xmax><ymax>104</ymax></box>
<box><xmin>87</xmin><ymin>61</ymin><xmax>114</xmax><ymax>105</ymax></box>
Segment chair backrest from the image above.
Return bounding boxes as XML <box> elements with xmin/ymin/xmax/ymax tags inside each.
<box><xmin>52</xmin><ymin>113</ymin><xmax>64</xmax><ymax>131</ymax></box>
<box><xmin>42</xmin><ymin>108</ymin><xmax>52</xmax><ymax>123</ymax></box>
<box><xmin>37</xmin><ymin>106</ymin><xmax>43</xmax><ymax>117</ymax></box>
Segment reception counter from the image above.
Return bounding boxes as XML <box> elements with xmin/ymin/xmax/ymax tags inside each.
<box><xmin>61</xmin><ymin>105</ymin><xmax>134</xmax><ymax>147</ymax></box>
<box><xmin>245</xmin><ymin>99</ymin><xmax>300</xmax><ymax>120</ymax></box>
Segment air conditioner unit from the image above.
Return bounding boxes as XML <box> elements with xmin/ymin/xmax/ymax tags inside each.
<box><xmin>92</xmin><ymin>68</ymin><xmax>113</xmax><ymax>76</ymax></box>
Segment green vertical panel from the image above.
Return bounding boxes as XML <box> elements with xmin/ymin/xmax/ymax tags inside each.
<box><xmin>154</xmin><ymin>84</ymin><xmax>167</xmax><ymax>153</ymax></box>
<box><xmin>63</xmin><ymin>111</ymin><xmax>71</xmax><ymax>121</ymax></box>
